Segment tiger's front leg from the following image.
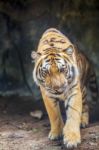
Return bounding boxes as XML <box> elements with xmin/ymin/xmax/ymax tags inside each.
<box><xmin>63</xmin><ymin>83</ymin><xmax>82</xmax><ymax>148</ymax></box>
<box><xmin>40</xmin><ymin>87</ymin><xmax>64</xmax><ymax>140</ymax></box>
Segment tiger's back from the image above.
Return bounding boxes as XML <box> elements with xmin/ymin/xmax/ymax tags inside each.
<box><xmin>35</xmin><ymin>28</ymin><xmax>98</xmax><ymax>104</ymax></box>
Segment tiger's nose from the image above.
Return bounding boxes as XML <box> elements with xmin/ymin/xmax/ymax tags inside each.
<box><xmin>54</xmin><ymin>84</ymin><xmax>66</xmax><ymax>92</ymax></box>
<box><xmin>54</xmin><ymin>85</ymin><xmax>59</xmax><ymax>91</ymax></box>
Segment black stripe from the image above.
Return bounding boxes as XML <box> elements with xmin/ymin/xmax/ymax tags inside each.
<box><xmin>82</xmin><ymin>88</ymin><xmax>87</xmax><ymax>100</ymax></box>
<box><xmin>82</xmin><ymin>110</ymin><xmax>88</xmax><ymax>113</ymax></box>
<box><xmin>82</xmin><ymin>100</ymin><xmax>87</xmax><ymax>105</ymax></box>
<box><xmin>89</xmin><ymin>80</ymin><xmax>96</xmax><ymax>84</ymax></box>
<box><xmin>82</xmin><ymin>91</ymin><xmax>87</xmax><ymax>99</ymax></box>
<box><xmin>69</xmin><ymin>83</ymin><xmax>77</xmax><ymax>91</ymax></box>
<box><xmin>38</xmin><ymin>69</ymin><xmax>41</xmax><ymax>78</ymax></box>
<box><xmin>47</xmin><ymin>89</ymin><xmax>64</xmax><ymax>95</ymax></box>
<box><xmin>55</xmin><ymin>54</ymin><xmax>61</xmax><ymax>57</ymax></box>
<box><xmin>49</xmin><ymin>46</ymin><xmax>61</xmax><ymax>49</ymax></box>
<box><xmin>54</xmin><ymin>98</ymin><xmax>60</xmax><ymax>106</ymax></box>
<box><xmin>67</xmin><ymin>93</ymin><xmax>77</xmax><ymax>103</ymax></box>
<box><xmin>45</xmin><ymin>59</ymin><xmax>50</xmax><ymax>62</ymax></box>
<box><xmin>63</xmin><ymin>56</ymin><xmax>71</xmax><ymax>63</ymax></box>
<box><xmin>55</xmin><ymin>58</ymin><xmax>61</xmax><ymax>61</ymax></box>
<box><xmin>43</xmin><ymin>48</ymin><xmax>52</xmax><ymax>51</ymax></box>
<box><xmin>50</xmin><ymin>40</ymin><xmax>65</xmax><ymax>43</ymax></box>
<box><xmin>50</xmin><ymin>38</ymin><xmax>55</xmax><ymax>42</ymax></box>
<box><xmin>89</xmin><ymin>85</ymin><xmax>97</xmax><ymax>92</ymax></box>
<box><xmin>54</xmin><ymin>90</ymin><xmax>64</xmax><ymax>95</ymax></box>
<box><xmin>82</xmin><ymin>94</ymin><xmax>87</xmax><ymax>100</ymax></box>
<box><xmin>67</xmin><ymin>105</ymin><xmax>81</xmax><ymax>113</ymax></box>
<box><xmin>48</xmin><ymin>98</ymin><xmax>59</xmax><ymax>107</ymax></box>
<box><xmin>90</xmin><ymin>73</ymin><xmax>95</xmax><ymax>78</ymax></box>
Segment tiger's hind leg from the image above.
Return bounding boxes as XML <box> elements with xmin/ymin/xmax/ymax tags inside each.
<box><xmin>81</xmin><ymin>87</ymin><xmax>89</xmax><ymax>128</ymax></box>
<box><xmin>40</xmin><ymin>87</ymin><xmax>64</xmax><ymax>140</ymax></box>
<box><xmin>81</xmin><ymin>104</ymin><xmax>89</xmax><ymax>128</ymax></box>
<box><xmin>89</xmin><ymin>69</ymin><xmax>98</xmax><ymax>104</ymax></box>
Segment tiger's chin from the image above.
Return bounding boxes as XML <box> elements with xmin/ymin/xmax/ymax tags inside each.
<box><xmin>41</xmin><ymin>86</ymin><xmax>68</xmax><ymax>101</ymax></box>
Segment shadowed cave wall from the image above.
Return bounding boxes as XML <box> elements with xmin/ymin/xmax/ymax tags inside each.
<box><xmin>0</xmin><ymin>0</ymin><xmax>99</xmax><ymax>102</ymax></box>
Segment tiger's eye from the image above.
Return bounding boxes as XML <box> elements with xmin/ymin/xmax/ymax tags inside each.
<box><xmin>62</xmin><ymin>64</ymin><xmax>66</xmax><ymax>68</ymax></box>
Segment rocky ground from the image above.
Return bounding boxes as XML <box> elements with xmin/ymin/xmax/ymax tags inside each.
<box><xmin>0</xmin><ymin>97</ymin><xmax>99</xmax><ymax>150</ymax></box>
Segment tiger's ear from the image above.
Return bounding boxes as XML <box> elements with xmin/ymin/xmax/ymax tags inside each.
<box><xmin>65</xmin><ymin>45</ymin><xmax>74</xmax><ymax>55</ymax></box>
<box><xmin>31</xmin><ymin>51</ymin><xmax>41</xmax><ymax>62</ymax></box>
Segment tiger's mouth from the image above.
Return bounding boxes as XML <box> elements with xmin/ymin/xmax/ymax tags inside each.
<box><xmin>54</xmin><ymin>84</ymin><xmax>67</xmax><ymax>93</ymax></box>
<box><xmin>45</xmin><ymin>83</ymin><xmax>67</xmax><ymax>95</ymax></box>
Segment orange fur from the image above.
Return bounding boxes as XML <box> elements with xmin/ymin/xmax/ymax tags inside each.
<box><xmin>32</xmin><ymin>28</ymin><xmax>98</xmax><ymax>148</ymax></box>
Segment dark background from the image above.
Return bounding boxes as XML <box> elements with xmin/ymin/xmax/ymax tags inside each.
<box><xmin>0</xmin><ymin>0</ymin><xmax>99</xmax><ymax>101</ymax></box>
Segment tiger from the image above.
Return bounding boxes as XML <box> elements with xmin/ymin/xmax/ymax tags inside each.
<box><xmin>31</xmin><ymin>28</ymin><xmax>98</xmax><ymax>148</ymax></box>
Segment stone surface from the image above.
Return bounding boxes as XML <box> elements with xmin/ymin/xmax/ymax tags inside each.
<box><xmin>0</xmin><ymin>97</ymin><xmax>98</xmax><ymax>150</ymax></box>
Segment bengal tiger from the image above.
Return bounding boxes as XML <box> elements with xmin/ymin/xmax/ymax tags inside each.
<box><xmin>31</xmin><ymin>28</ymin><xmax>98</xmax><ymax>148</ymax></box>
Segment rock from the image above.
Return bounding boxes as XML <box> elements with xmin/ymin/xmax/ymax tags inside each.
<box><xmin>30</xmin><ymin>110</ymin><xmax>43</xmax><ymax>119</ymax></box>
<box><xmin>0</xmin><ymin>0</ymin><xmax>98</xmax><ymax>99</ymax></box>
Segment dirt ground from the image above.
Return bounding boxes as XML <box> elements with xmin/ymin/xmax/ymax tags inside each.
<box><xmin>0</xmin><ymin>97</ymin><xmax>99</xmax><ymax>150</ymax></box>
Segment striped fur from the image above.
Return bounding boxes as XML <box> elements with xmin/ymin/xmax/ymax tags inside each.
<box><xmin>32</xmin><ymin>28</ymin><xmax>98</xmax><ymax>148</ymax></box>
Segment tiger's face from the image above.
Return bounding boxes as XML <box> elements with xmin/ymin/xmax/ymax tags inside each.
<box><xmin>32</xmin><ymin>45</ymin><xmax>77</xmax><ymax>95</ymax></box>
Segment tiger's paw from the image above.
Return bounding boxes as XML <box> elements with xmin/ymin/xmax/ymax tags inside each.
<box><xmin>81</xmin><ymin>120</ymin><xmax>89</xmax><ymax>128</ymax></box>
<box><xmin>63</xmin><ymin>129</ymin><xmax>81</xmax><ymax>148</ymax></box>
<box><xmin>48</xmin><ymin>130</ymin><xmax>62</xmax><ymax>140</ymax></box>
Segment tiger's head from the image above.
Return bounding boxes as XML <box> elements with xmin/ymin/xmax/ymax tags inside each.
<box><xmin>32</xmin><ymin>46</ymin><xmax>79</xmax><ymax>95</ymax></box>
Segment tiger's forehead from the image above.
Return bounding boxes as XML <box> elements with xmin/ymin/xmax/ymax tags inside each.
<box><xmin>37</xmin><ymin>28</ymin><xmax>72</xmax><ymax>53</ymax></box>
